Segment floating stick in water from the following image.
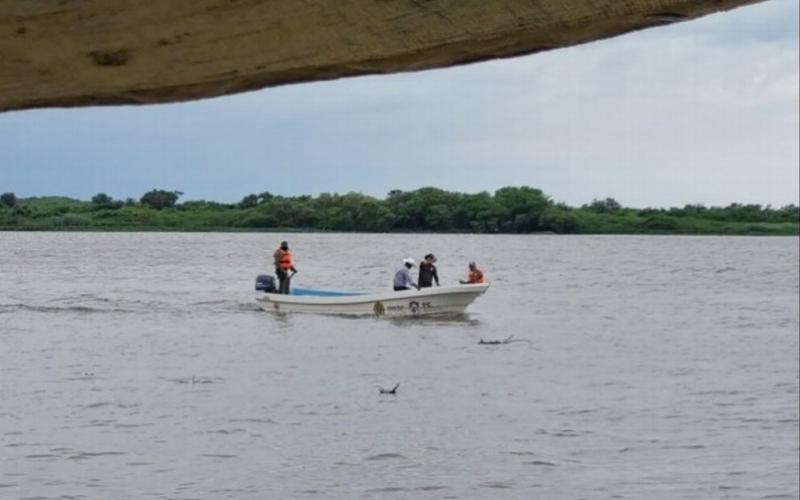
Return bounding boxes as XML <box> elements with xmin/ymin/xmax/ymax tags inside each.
<box><xmin>478</xmin><ymin>335</ymin><xmax>531</xmax><ymax>345</ymax></box>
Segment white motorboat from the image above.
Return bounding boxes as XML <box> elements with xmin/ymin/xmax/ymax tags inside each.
<box><xmin>254</xmin><ymin>277</ymin><xmax>489</xmax><ymax>316</ymax></box>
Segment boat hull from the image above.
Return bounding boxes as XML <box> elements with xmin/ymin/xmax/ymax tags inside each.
<box><xmin>256</xmin><ymin>283</ymin><xmax>489</xmax><ymax>316</ymax></box>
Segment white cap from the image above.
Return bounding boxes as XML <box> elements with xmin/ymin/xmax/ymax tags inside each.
<box><xmin>402</xmin><ymin>257</ymin><xmax>415</xmax><ymax>266</ymax></box>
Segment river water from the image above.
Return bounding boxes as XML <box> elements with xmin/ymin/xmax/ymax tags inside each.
<box><xmin>0</xmin><ymin>232</ymin><xmax>797</xmax><ymax>499</ymax></box>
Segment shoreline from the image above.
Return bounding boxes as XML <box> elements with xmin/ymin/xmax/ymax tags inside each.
<box><xmin>1</xmin><ymin>226</ymin><xmax>796</xmax><ymax>236</ymax></box>
<box><xmin>2</xmin><ymin>188</ymin><xmax>797</xmax><ymax>236</ymax></box>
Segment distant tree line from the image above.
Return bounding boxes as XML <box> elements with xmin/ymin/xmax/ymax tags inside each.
<box><xmin>1</xmin><ymin>187</ymin><xmax>798</xmax><ymax>234</ymax></box>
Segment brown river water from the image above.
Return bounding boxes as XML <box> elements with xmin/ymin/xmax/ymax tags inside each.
<box><xmin>1</xmin><ymin>232</ymin><xmax>798</xmax><ymax>499</ymax></box>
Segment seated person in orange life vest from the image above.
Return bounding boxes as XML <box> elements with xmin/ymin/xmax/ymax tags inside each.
<box><xmin>459</xmin><ymin>261</ymin><xmax>485</xmax><ymax>284</ymax></box>
<box><xmin>273</xmin><ymin>241</ymin><xmax>298</xmax><ymax>294</ymax></box>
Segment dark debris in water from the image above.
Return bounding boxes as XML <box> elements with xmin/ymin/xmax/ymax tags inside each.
<box><xmin>478</xmin><ymin>335</ymin><xmax>532</xmax><ymax>345</ymax></box>
<box><xmin>378</xmin><ymin>383</ymin><xmax>399</xmax><ymax>395</ymax></box>
<box><xmin>525</xmin><ymin>460</ymin><xmax>557</xmax><ymax>467</ymax></box>
<box><xmin>161</xmin><ymin>376</ymin><xmax>224</xmax><ymax>385</ymax></box>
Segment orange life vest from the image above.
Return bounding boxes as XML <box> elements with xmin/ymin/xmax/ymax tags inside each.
<box><xmin>275</xmin><ymin>248</ymin><xmax>292</xmax><ymax>270</ymax></box>
<box><xmin>467</xmin><ymin>268</ymin><xmax>485</xmax><ymax>283</ymax></box>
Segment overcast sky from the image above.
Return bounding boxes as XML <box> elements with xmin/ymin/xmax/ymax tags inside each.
<box><xmin>1</xmin><ymin>0</ymin><xmax>797</xmax><ymax>208</ymax></box>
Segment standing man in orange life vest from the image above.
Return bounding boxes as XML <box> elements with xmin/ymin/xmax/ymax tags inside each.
<box><xmin>273</xmin><ymin>241</ymin><xmax>298</xmax><ymax>294</ymax></box>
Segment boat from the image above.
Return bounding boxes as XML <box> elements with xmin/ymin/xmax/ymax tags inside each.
<box><xmin>254</xmin><ymin>276</ymin><xmax>489</xmax><ymax>316</ymax></box>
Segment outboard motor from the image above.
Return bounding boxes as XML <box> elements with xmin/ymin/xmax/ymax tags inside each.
<box><xmin>255</xmin><ymin>274</ymin><xmax>276</xmax><ymax>293</ymax></box>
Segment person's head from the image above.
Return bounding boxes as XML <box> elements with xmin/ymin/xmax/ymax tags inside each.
<box><xmin>424</xmin><ymin>253</ymin><xmax>436</xmax><ymax>263</ymax></box>
<box><xmin>468</xmin><ymin>261</ymin><xmax>476</xmax><ymax>270</ymax></box>
<box><xmin>280</xmin><ymin>241</ymin><xmax>289</xmax><ymax>250</ymax></box>
<box><xmin>403</xmin><ymin>257</ymin><xmax>415</xmax><ymax>268</ymax></box>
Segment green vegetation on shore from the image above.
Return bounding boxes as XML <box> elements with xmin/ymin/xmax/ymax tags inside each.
<box><xmin>0</xmin><ymin>187</ymin><xmax>797</xmax><ymax>235</ymax></box>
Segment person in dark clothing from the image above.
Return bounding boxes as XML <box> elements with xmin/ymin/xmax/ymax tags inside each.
<box><xmin>418</xmin><ymin>253</ymin><xmax>440</xmax><ymax>288</ymax></box>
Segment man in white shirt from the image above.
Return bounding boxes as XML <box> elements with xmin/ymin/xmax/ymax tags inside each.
<box><xmin>393</xmin><ymin>258</ymin><xmax>419</xmax><ymax>291</ymax></box>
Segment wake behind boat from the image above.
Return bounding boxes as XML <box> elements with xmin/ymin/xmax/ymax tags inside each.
<box><xmin>254</xmin><ymin>275</ymin><xmax>489</xmax><ymax>316</ymax></box>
